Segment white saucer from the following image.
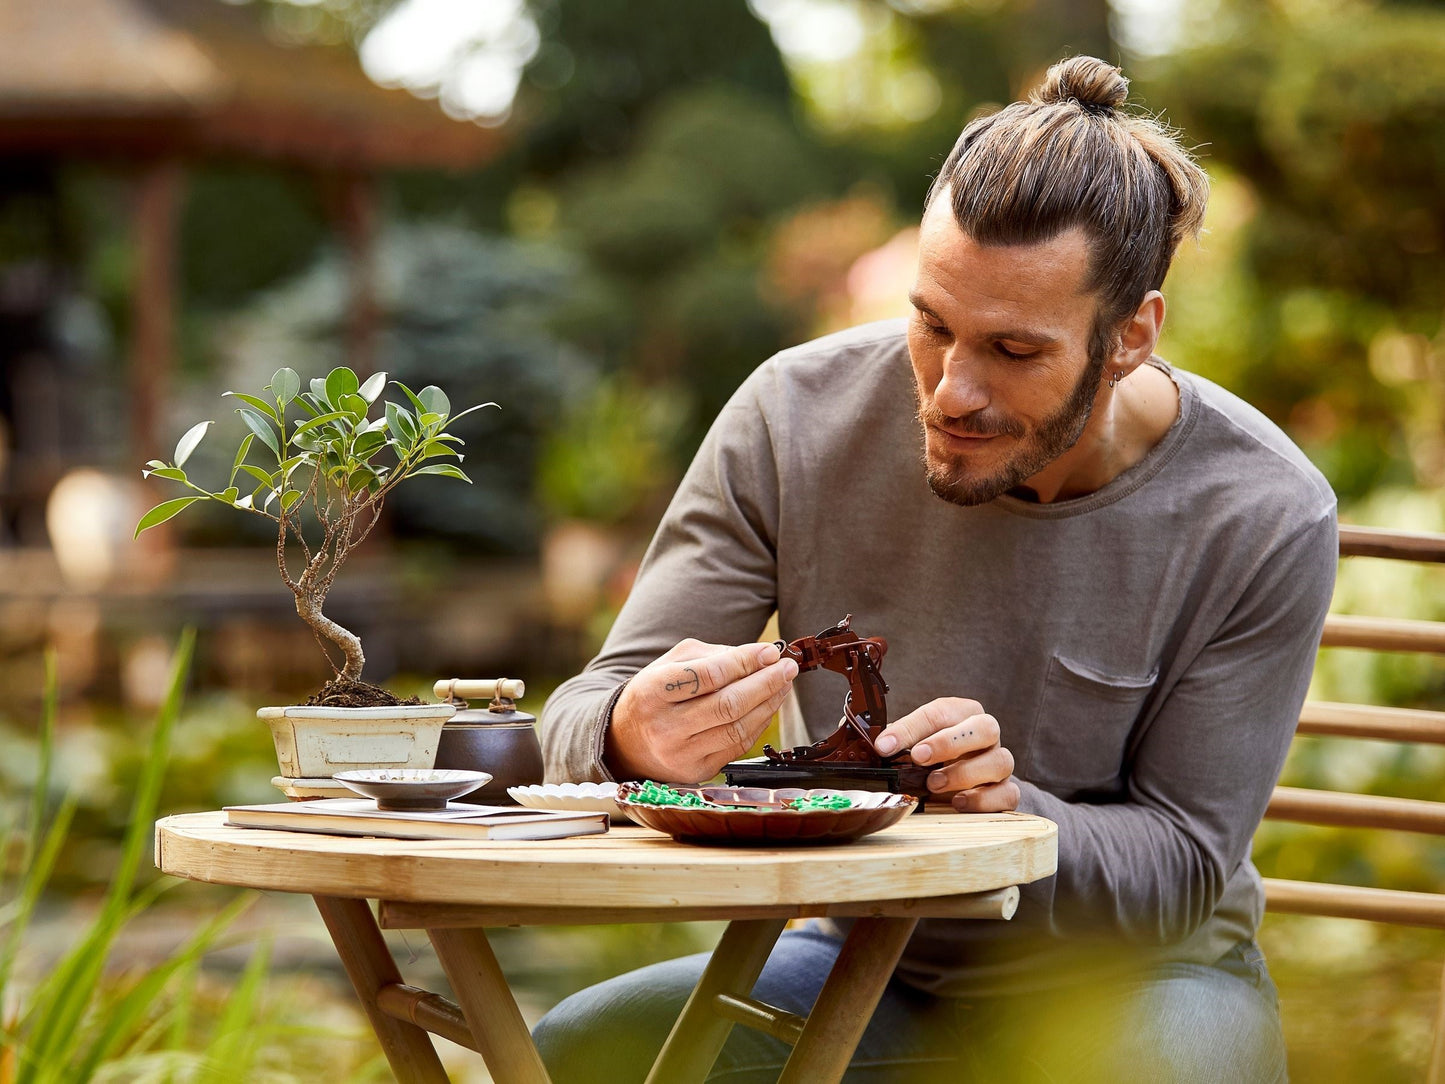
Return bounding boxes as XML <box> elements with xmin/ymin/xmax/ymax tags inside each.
<box><xmin>506</xmin><ymin>782</ymin><xmax>635</xmax><ymax>824</ymax></box>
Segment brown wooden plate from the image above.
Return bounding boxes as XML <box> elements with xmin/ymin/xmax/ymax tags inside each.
<box><xmin>615</xmin><ymin>785</ymin><xmax>915</xmax><ymax>845</ymax></box>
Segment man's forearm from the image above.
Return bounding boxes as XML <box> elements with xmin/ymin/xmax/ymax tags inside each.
<box><xmin>541</xmin><ymin>670</ymin><xmax>631</xmax><ymax>783</ymax></box>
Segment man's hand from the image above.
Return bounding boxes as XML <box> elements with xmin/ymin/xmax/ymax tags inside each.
<box><xmin>605</xmin><ymin>639</ymin><xmax>799</xmax><ymax>782</ymax></box>
<box><xmin>875</xmin><ymin>698</ymin><xmax>1020</xmax><ymax>812</ymax></box>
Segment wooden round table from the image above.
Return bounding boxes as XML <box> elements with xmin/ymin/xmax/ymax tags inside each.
<box><xmin>157</xmin><ymin>810</ymin><xmax>1057</xmax><ymax>1084</ymax></box>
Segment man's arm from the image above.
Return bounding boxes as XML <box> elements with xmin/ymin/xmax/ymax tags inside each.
<box><xmin>540</xmin><ymin>369</ymin><xmax>784</xmax><ymax>783</ymax></box>
<box><xmin>1013</xmin><ymin>510</ymin><xmax>1338</xmax><ymax>942</ymax></box>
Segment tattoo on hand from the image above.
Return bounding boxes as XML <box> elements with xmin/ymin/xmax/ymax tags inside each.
<box><xmin>666</xmin><ymin>667</ymin><xmax>701</xmax><ymax>694</ymax></box>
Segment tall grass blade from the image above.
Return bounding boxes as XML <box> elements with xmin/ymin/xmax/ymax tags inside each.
<box><xmin>201</xmin><ymin>933</ymin><xmax>272</xmax><ymax>1079</ymax></box>
<box><xmin>68</xmin><ymin>894</ymin><xmax>256</xmax><ymax>1083</ymax></box>
<box><xmin>14</xmin><ymin>630</ymin><xmax>194</xmax><ymax>1084</ymax></box>
<box><xmin>0</xmin><ymin>653</ymin><xmax>61</xmax><ymax>1081</ymax></box>
<box><xmin>0</xmin><ymin>652</ymin><xmax>56</xmax><ymax>914</ymax></box>
<box><xmin>0</xmin><ymin>797</ymin><xmax>77</xmax><ymax>1007</ymax></box>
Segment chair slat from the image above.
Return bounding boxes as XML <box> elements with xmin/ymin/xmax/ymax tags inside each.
<box><xmin>1298</xmin><ymin>701</ymin><xmax>1445</xmax><ymax>744</ymax></box>
<box><xmin>1266</xmin><ymin>786</ymin><xmax>1445</xmax><ymax>835</ymax></box>
<box><xmin>1264</xmin><ymin>878</ymin><xmax>1445</xmax><ymax>929</ymax></box>
<box><xmin>1339</xmin><ymin>525</ymin><xmax>1445</xmax><ymax>564</ymax></box>
<box><xmin>1321</xmin><ymin>614</ymin><xmax>1445</xmax><ymax>654</ymax></box>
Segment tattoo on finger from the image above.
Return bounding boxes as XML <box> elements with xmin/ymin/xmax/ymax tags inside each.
<box><xmin>666</xmin><ymin>667</ymin><xmax>701</xmax><ymax>694</ymax></box>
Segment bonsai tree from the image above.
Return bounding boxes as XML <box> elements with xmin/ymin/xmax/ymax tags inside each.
<box><xmin>136</xmin><ymin>366</ymin><xmax>494</xmax><ymax>706</ymax></box>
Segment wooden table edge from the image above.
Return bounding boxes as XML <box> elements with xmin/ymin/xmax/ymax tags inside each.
<box><xmin>154</xmin><ymin>810</ymin><xmax>1058</xmax><ymax>910</ymax></box>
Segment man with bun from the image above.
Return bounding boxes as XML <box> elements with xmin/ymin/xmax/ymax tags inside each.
<box><xmin>536</xmin><ymin>56</ymin><xmax>1331</xmax><ymax>1081</ymax></box>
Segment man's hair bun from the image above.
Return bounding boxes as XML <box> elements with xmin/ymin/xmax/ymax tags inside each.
<box><xmin>1033</xmin><ymin>56</ymin><xmax>1129</xmax><ymax>112</ymax></box>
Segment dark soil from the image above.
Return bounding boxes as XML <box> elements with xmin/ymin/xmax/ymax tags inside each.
<box><xmin>303</xmin><ymin>677</ymin><xmax>423</xmax><ymax>708</ymax></box>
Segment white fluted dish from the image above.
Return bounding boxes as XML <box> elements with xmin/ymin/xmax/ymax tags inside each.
<box><xmin>507</xmin><ymin>782</ymin><xmax>635</xmax><ymax>824</ymax></box>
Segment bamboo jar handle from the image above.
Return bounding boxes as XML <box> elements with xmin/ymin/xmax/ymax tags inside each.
<box><xmin>435</xmin><ymin>678</ymin><xmax>526</xmax><ymax>701</ymax></box>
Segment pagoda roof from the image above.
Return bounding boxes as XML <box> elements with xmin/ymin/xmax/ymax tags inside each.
<box><xmin>0</xmin><ymin>0</ymin><xmax>503</xmax><ymax>170</ymax></box>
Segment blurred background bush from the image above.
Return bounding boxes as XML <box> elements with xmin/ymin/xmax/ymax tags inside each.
<box><xmin>3</xmin><ymin>0</ymin><xmax>1444</xmax><ymax>1078</ymax></box>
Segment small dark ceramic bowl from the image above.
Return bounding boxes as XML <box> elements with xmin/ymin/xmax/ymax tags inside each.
<box><xmin>616</xmin><ymin>784</ymin><xmax>915</xmax><ymax>845</ymax></box>
<box><xmin>332</xmin><ymin>769</ymin><xmax>492</xmax><ymax>811</ymax></box>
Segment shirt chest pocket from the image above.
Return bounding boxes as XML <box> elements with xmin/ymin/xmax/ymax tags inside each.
<box><xmin>1023</xmin><ymin>654</ymin><xmax>1158</xmax><ymax>797</ymax></box>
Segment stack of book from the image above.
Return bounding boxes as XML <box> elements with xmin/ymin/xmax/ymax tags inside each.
<box><xmin>224</xmin><ymin>799</ymin><xmax>609</xmax><ymax>841</ymax></box>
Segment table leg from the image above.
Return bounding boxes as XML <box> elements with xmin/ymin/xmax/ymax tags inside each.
<box><xmin>778</xmin><ymin>915</ymin><xmax>920</xmax><ymax>1084</ymax></box>
<box><xmin>645</xmin><ymin>917</ymin><xmax>790</xmax><ymax>1084</ymax></box>
<box><xmin>312</xmin><ymin>895</ymin><xmax>449</xmax><ymax>1084</ymax></box>
<box><xmin>428</xmin><ymin>926</ymin><xmax>551</xmax><ymax>1084</ymax></box>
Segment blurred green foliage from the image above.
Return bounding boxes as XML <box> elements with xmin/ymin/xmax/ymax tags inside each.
<box><xmin>1149</xmin><ymin>1</ymin><xmax>1445</xmax><ymax>504</ymax></box>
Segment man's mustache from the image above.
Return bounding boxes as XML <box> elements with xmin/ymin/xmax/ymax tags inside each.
<box><xmin>918</xmin><ymin>402</ymin><xmax>1025</xmax><ymax>440</ymax></box>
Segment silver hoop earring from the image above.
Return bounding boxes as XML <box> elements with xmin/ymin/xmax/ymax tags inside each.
<box><xmin>1108</xmin><ymin>371</ymin><xmax>1123</xmax><ymax>389</ymax></box>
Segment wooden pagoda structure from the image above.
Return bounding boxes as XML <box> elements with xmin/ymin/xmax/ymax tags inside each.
<box><xmin>0</xmin><ymin>0</ymin><xmax>503</xmax><ymax>464</ymax></box>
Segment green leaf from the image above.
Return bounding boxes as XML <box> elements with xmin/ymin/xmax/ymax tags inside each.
<box><xmin>386</xmin><ymin>401</ymin><xmax>417</xmax><ymax>443</ymax></box>
<box><xmin>409</xmin><ymin>463</ymin><xmax>471</xmax><ymax>482</ymax></box>
<box><xmin>173</xmin><ymin>420</ymin><xmax>212</xmax><ymax>468</ymax></box>
<box><xmin>341</xmin><ymin>393</ymin><xmax>369</xmax><ymax>419</ymax></box>
<box><xmin>222</xmin><ymin>392</ymin><xmax>278</xmax><ymax>423</ymax></box>
<box><xmin>292</xmin><ymin>394</ymin><xmax>320</xmax><ymax>417</ymax></box>
<box><xmin>144</xmin><ymin>459</ymin><xmax>167</xmax><ymax>469</ymax></box>
<box><xmin>347</xmin><ymin>466</ymin><xmax>378</xmax><ymax>493</ymax></box>
<box><xmin>238</xmin><ymin>463</ymin><xmax>273</xmax><ymax>487</ymax></box>
<box><xmin>270</xmin><ymin>367</ymin><xmax>300</xmax><ymax>406</ymax></box>
<box><xmin>419</xmin><ymin>440</ymin><xmax>461</xmax><ymax>460</ymax></box>
<box><xmin>133</xmin><ymin>497</ymin><xmax>203</xmax><ymax>537</ymax></box>
<box><xmin>326</xmin><ymin>366</ymin><xmax>359</xmax><ymax>405</ymax></box>
<box><xmin>444</xmin><ymin>401</ymin><xmax>501</xmax><ymax>426</ymax></box>
<box><xmin>309</xmin><ymin>377</ymin><xmax>331</xmax><ymax>408</ymax></box>
<box><xmin>280</xmin><ymin>490</ymin><xmax>303</xmax><ymax>512</ymax></box>
<box><xmin>236</xmin><ymin>407</ymin><xmax>280</xmax><ymax>458</ymax></box>
<box><xmin>219</xmin><ymin>486</ymin><xmax>240</xmax><ymax>504</ymax></box>
<box><xmin>392</xmin><ymin>380</ymin><xmax>428</xmax><ymax>420</ymax></box>
<box><xmin>142</xmin><ymin>466</ymin><xmax>188</xmax><ymax>482</ymax></box>
<box><xmin>418</xmin><ymin>385</ymin><xmax>450</xmax><ymax>418</ymax></box>
<box><xmin>353</xmin><ymin>431</ymin><xmax>386</xmax><ymax>458</ymax></box>
<box><xmin>292</xmin><ymin>410</ymin><xmax>352</xmax><ymax>438</ymax></box>
<box><xmin>228</xmin><ymin>433</ymin><xmax>255</xmax><ymax>486</ymax></box>
<box><xmin>358</xmin><ymin>370</ymin><xmax>387</xmax><ymax>403</ymax></box>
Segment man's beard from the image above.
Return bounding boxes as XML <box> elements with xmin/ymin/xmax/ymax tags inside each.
<box><xmin>917</xmin><ymin>350</ymin><xmax>1105</xmax><ymax>507</ymax></box>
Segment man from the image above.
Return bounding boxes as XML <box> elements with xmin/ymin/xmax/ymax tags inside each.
<box><xmin>535</xmin><ymin>55</ymin><xmax>1335</xmax><ymax>1082</ymax></box>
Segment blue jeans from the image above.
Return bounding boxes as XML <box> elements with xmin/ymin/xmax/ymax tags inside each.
<box><xmin>533</xmin><ymin>925</ymin><xmax>1287</xmax><ymax>1083</ymax></box>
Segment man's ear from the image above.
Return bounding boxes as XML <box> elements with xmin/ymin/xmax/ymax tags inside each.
<box><xmin>1112</xmin><ymin>291</ymin><xmax>1166</xmax><ymax>376</ymax></box>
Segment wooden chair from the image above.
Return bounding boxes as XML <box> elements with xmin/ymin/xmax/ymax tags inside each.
<box><xmin>1262</xmin><ymin>524</ymin><xmax>1445</xmax><ymax>1082</ymax></box>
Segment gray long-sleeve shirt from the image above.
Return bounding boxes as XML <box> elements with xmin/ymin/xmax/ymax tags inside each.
<box><xmin>541</xmin><ymin>320</ymin><xmax>1337</xmax><ymax>996</ymax></box>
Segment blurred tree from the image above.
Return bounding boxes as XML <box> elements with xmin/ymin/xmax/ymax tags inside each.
<box><xmin>791</xmin><ymin>0</ymin><xmax>1113</xmax><ymax>211</ymax></box>
<box><xmin>220</xmin><ymin>224</ymin><xmax>576</xmax><ymax>553</ymax></box>
<box><xmin>1150</xmin><ymin>3</ymin><xmax>1445</xmax><ymax>503</ymax></box>
<box><xmin>180</xmin><ymin>167</ymin><xmax>329</xmax><ymax>313</ymax></box>
<box><xmin>556</xmin><ymin>84</ymin><xmax>824</xmax><ymax>436</ymax></box>
<box><xmin>515</xmin><ymin>0</ymin><xmax>794</xmax><ymax>172</ymax></box>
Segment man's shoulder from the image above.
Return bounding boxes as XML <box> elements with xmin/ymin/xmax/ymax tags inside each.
<box><xmin>1173</xmin><ymin>365</ymin><xmax>1336</xmax><ymax>523</ymax></box>
<box><xmin>737</xmin><ymin>319</ymin><xmax>911</xmax><ymax>421</ymax></box>
<box><xmin>755</xmin><ymin>319</ymin><xmax>909</xmax><ymax>388</ymax></box>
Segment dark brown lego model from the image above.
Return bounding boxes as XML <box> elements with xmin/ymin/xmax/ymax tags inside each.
<box><xmin>724</xmin><ymin>615</ymin><xmax>932</xmax><ymax>801</ymax></box>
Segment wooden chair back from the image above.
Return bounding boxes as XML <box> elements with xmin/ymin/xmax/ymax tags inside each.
<box><xmin>1262</xmin><ymin>524</ymin><xmax>1445</xmax><ymax>1082</ymax></box>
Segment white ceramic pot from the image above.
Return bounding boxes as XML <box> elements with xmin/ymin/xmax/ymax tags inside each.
<box><xmin>258</xmin><ymin>703</ymin><xmax>456</xmax><ymax>779</ymax></box>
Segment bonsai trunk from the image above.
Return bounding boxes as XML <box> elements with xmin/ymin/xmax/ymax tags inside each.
<box><xmin>298</xmin><ymin>593</ymin><xmax>365</xmax><ymax>681</ymax></box>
